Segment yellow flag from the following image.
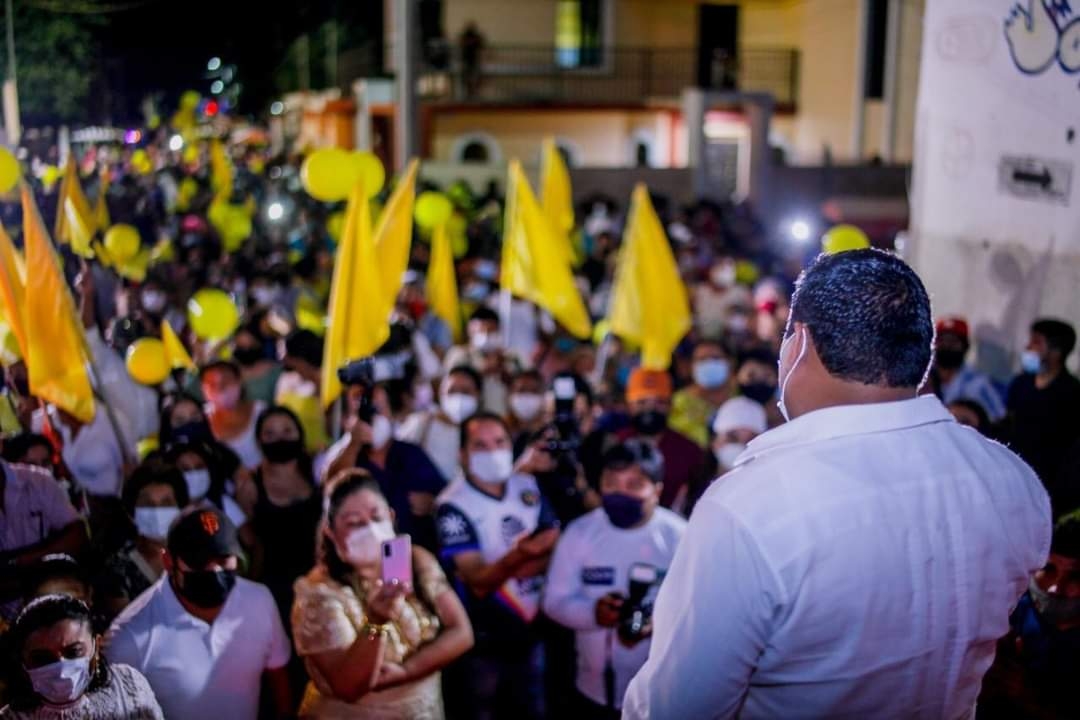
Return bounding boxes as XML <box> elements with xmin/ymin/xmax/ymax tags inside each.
<box><xmin>320</xmin><ymin>180</ymin><xmax>390</xmax><ymax>408</ymax></box>
<box><xmin>93</xmin><ymin>171</ymin><xmax>110</xmax><ymax>232</ymax></box>
<box><xmin>608</xmin><ymin>184</ymin><xmax>691</xmax><ymax>370</ymax></box>
<box><xmin>426</xmin><ymin>221</ymin><xmax>461</xmax><ymax>343</ymax></box>
<box><xmin>55</xmin><ymin>157</ymin><xmax>96</xmax><ymax>257</ymax></box>
<box><xmin>161</xmin><ymin>319</ymin><xmax>195</xmax><ymax>370</ymax></box>
<box><xmin>540</xmin><ymin>137</ymin><xmax>576</xmax><ymax>266</ymax></box>
<box><xmin>501</xmin><ymin>160</ymin><xmax>592</xmax><ymax>339</ymax></box>
<box><xmin>0</xmin><ymin>223</ymin><xmax>28</xmax><ymax>360</ymax></box>
<box><xmin>374</xmin><ymin>159</ymin><xmax>419</xmax><ymax>312</ymax></box>
<box><xmin>22</xmin><ymin>184</ymin><xmax>95</xmax><ymax>423</ymax></box>
<box><xmin>210</xmin><ymin>139</ymin><xmax>234</xmax><ymax>200</ymax></box>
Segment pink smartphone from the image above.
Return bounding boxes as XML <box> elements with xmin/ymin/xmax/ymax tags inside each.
<box><xmin>381</xmin><ymin>535</ymin><xmax>413</xmax><ymax>587</ymax></box>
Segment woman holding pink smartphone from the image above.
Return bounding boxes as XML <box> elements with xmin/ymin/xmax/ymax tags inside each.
<box><xmin>291</xmin><ymin>469</ymin><xmax>474</xmax><ymax>719</ymax></box>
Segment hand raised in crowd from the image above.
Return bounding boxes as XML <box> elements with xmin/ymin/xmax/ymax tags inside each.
<box><xmin>515</xmin><ymin>441</ymin><xmax>558</xmax><ymax>476</ymax></box>
<box><xmin>349</xmin><ymin>418</ymin><xmax>374</xmax><ymax>448</ymax></box>
<box><xmin>516</xmin><ymin>527</ymin><xmax>560</xmax><ymax>559</ymax></box>
<box><xmin>365</xmin><ymin>579</ymin><xmax>411</xmax><ymax>625</ymax></box>
<box><xmin>595</xmin><ymin>593</ymin><xmax>625</xmax><ymax>628</ymax></box>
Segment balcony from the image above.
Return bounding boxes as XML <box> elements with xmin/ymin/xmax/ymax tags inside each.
<box><xmin>413</xmin><ymin>45</ymin><xmax>799</xmax><ymax>109</ymax></box>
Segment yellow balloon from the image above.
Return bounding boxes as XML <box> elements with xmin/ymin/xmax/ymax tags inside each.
<box><xmin>822</xmin><ymin>224</ymin><xmax>871</xmax><ymax>255</ymax></box>
<box><xmin>131</xmin><ymin>149</ymin><xmax>152</xmax><ymax>175</ymax></box>
<box><xmin>351</xmin><ymin>152</ymin><xmax>385</xmax><ymax>198</ymax></box>
<box><xmin>414</xmin><ymin>192</ymin><xmax>453</xmax><ymax>230</ymax></box>
<box><xmin>300</xmin><ymin>148</ymin><xmax>355</xmax><ymax>202</ymax></box>
<box><xmin>125</xmin><ymin>338</ymin><xmax>170</xmax><ymax>386</ymax></box>
<box><xmin>208</xmin><ymin>198</ymin><xmax>230</xmax><ymax>232</ymax></box>
<box><xmin>180</xmin><ymin>90</ymin><xmax>201</xmax><ymax>111</ymax></box>
<box><xmin>116</xmin><ymin>249</ymin><xmax>151</xmax><ymax>282</ymax></box>
<box><xmin>326</xmin><ymin>211</ymin><xmax>345</xmax><ymax>242</ymax></box>
<box><xmin>734</xmin><ymin>259</ymin><xmax>760</xmax><ymax>285</ymax></box>
<box><xmin>104</xmin><ymin>224</ymin><xmax>141</xmax><ymax>262</ymax></box>
<box><xmin>187</xmin><ymin>289</ymin><xmax>240</xmax><ymax>341</ymax></box>
<box><xmin>222</xmin><ymin>207</ymin><xmax>252</xmax><ymax>252</ymax></box>
<box><xmin>40</xmin><ymin>165</ymin><xmax>60</xmax><ymax>190</ymax></box>
<box><xmin>0</xmin><ymin>147</ymin><xmax>20</xmax><ymax>193</ymax></box>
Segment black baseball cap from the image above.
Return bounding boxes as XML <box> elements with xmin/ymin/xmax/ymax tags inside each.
<box><xmin>167</xmin><ymin>506</ymin><xmax>241</xmax><ymax>568</ymax></box>
<box><xmin>601</xmin><ymin>440</ymin><xmax>665</xmax><ymax>483</ymax></box>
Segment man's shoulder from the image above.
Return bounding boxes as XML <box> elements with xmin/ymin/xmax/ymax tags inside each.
<box><xmin>4</xmin><ymin>461</ymin><xmax>58</xmax><ymax>489</ymax></box>
<box><xmin>652</xmin><ymin>507</ymin><xmax>689</xmax><ymax>535</ymax></box>
<box><xmin>562</xmin><ymin>507</ymin><xmax>607</xmax><ymax>539</ymax></box>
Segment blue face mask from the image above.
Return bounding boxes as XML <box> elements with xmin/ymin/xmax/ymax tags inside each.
<box><xmin>1020</xmin><ymin>350</ymin><xmax>1043</xmax><ymax>375</ymax></box>
<box><xmin>554</xmin><ymin>337</ymin><xmax>578</xmax><ymax>354</ymax></box>
<box><xmin>602</xmin><ymin>493</ymin><xmax>645</xmax><ymax>529</ymax></box>
<box><xmin>692</xmin><ymin>358</ymin><xmax>730</xmax><ymax>389</ymax></box>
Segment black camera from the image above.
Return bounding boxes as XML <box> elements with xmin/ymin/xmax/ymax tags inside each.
<box><xmin>337</xmin><ymin>358</ymin><xmax>377</xmax><ymax>424</ymax></box>
<box><xmin>545</xmin><ymin>375</ymin><xmax>581</xmax><ymax>457</ymax></box>
<box><xmin>617</xmin><ymin>563</ymin><xmax>660</xmax><ymax>645</ymax></box>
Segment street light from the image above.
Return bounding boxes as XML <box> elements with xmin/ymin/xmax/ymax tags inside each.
<box><xmin>208</xmin><ymin>57</ymin><xmax>222</xmax><ymax>72</ymax></box>
<box><xmin>210</xmin><ymin>80</ymin><xmax>225</xmax><ymax>95</ymax></box>
<box><xmin>168</xmin><ymin>134</ymin><xmax>184</xmax><ymax>152</ymax></box>
<box><xmin>270</xmin><ymin>101</ymin><xmax>284</xmax><ymax>116</ymax></box>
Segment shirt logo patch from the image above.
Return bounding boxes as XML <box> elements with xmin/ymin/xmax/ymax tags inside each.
<box><xmin>501</xmin><ymin>515</ymin><xmax>527</xmax><ymax>546</ymax></box>
<box><xmin>439</xmin><ymin>513</ymin><xmax>471</xmax><ymax>544</ymax></box>
<box><xmin>520</xmin><ymin>490</ymin><xmax>539</xmax><ymax>507</ymax></box>
<box><xmin>199</xmin><ymin>511</ymin><xmax>220</xmax><ymax>535</ymax></box>
<box><xmin>581</xmin><ymin>567</ymin><xmax>616</xmax><ymax>585</ymax></box>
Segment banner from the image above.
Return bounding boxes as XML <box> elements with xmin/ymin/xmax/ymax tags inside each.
<box><xmin>910</xmin><ymin>0</ymin><xmax>1080</xmax><ymax>376</ymax></box>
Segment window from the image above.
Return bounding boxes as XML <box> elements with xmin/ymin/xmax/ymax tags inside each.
<box><xmin>556</xmin><ymin>0</ymin><xmax>607</xmax><ymax>69</ymax></box>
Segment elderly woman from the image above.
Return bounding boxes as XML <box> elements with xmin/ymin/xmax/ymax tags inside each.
<box><xmin>291</xmin><ymin>470</ymin><xmax>473</xmax><ymax>719</ymax></box>
<box><xmin>2</xmin><ymin>594</ymin><xmax>163</xmax><ymax>719</ymax></box>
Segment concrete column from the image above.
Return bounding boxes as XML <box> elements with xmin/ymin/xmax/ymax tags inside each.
<box><xmin>850</xmin><ymin>0</ymin><xmax>870</xmax><ymax>161</ymax></box>
<box><xmin>881</xmin><ymin>0</ymin><xmax>903</xmax><ymax>162</ymax></box>
<box><xmin>682</xmin><ymin>87</ymin><xmax>707</xmax><ymax>197</ymax></box>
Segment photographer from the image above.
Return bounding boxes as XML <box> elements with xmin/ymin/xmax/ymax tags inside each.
<box><xmin>542</xmin><ymin>440</ymin><xmax>686</xmax><ymax>719</ymax></box>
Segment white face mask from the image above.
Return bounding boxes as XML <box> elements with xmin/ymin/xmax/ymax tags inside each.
<box><xmin>441</xmin><ymin>392</ymin><xmax>479</xmax><ymax>425</ymax></box>
<box><xmin>508</xmin><ymin>393</ymin><xmax>544</xmax><ymax>422</ymax></box>
<box><xmin>777</xmin><ymin>327</ymin><xmax>808</xmax><ymax>423</ymax></box>
<box><xmin>343</xmin><ymin>520</ymin><xmax>396</xmax><ymax>566</ymax></box>
<box><xmin>184</xmin><ymin>469</ymin><xmax>212</xmax><ymax>501</ymax></box>
<box><xmin>470</xmin><ymin>331</ymin><xmax>502</xmax><ymax>353</ymax></box>
<box><xmin>371</xmin><ymin>414</ymin><xmax>393</xmax><ymax>450</ymax></box>
<box><xmin>26</xmin><ymin>650</ymin><xmax>94</xmax><ymax>705</ymax></box>
<box><xmin>134</xmin><ymin>506</ymin><xmax>181</xmax><ymax>542</ymax></box>
<box><xmin>714</xmin><ymin>442</ymin><xmax>747</xmax><ymax>470</ymax></box>
<box><xmin>141</xmin><ymin>289</ymin><xmax>167</xmax><ymax>314</ymax></box>
<box><xmin>469</xmin><ymin>448</ymin><xmax>514</xmax><ymax>485</ymax></box>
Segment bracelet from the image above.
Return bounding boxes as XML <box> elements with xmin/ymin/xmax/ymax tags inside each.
<box><xmin>361</xmin><ymin>622</ymin><xmax>391</xmax><ymax>641</ymax></box>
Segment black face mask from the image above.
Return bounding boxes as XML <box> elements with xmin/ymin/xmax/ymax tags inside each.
<box><xmin>171</xmin><ymin>419</ymin><xmax>212</xmax><ymax>444</ymax></box>
<box><xmin>632</xmin><ymin>410</ymin><xmax>668</xmax><ymax>436</ymax></box>
<box><xmin>179</xmin><ymin>568</ymin><xmax>237</xmax><ymax>608</ymax></box>
<box><xmin>233</xmin><ymin>346</ymin><xmax>264</xmax><ymax>367</ymax></box>
<box><xmin>935</xmin><ymin>348</ymin><xmax>966</xmax><ymax>371</ymax></box>
<box><xmin>261</xmin><ymin>439</ymin><xmax>304</xmax><ymax>464</ymax></box>
<box><xmin>739</xmin><ymin>382</ymin><xmax>776</xmax><ymax>405</ymax></box>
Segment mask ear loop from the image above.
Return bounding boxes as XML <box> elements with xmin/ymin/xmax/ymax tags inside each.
<box><xmin>778</xmin><ymin>327</ymin><xmax>808</xmax><ymax>422</ymax></box>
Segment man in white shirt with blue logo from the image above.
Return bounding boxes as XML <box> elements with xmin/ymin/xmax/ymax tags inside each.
<box><xmin>624</xmin><ymin>249</ymin><xmax>1052</xmax><ymax>719</ymax></box>
<box><xmin>436</xmin><ymin>411</ymin><xmax>561</xmax><ymax>720</ymax></box>
<box><xmin>544</xmin><ymin>440</ymin><xmax>685</xmax><ymax>718</ymax></box>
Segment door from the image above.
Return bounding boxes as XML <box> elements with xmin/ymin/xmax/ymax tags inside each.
<box><xmin>697</xmin><ymin>4</ymin><xmax>739</xmax><ymax>89</ymax></box>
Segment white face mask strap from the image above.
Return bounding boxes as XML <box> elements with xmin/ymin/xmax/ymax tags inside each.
<box><xmin>779</xmin><ymin>327</ymin><xmax>808</xmax><ymax>419</ymax></box>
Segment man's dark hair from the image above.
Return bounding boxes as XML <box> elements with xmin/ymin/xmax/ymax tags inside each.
<box><xmin>319</xmin><ymin>469</ymin><xmax>386</xmax><ymax>585</ymax></box>
<box><xmin>789</xmin><ymin>249</ymin><xmax>933</xmax><ymax>388</ymax></box>
<box><xmin>469</xmin><ymin>306</ymin><xmax>500</xmax><ymax>326</ymax></box>
<box><xmin>1031</xmin><ymin>318</ymin><xmax>1077</xmax><ymax>360</ymax></box>
<box><xmin>447</xmin><ymin>364</ymin><xmax>483</xmax><ymax>394</ymax></box>
<box><xmin>198</xmin><ymin>359</ymin><xmax>242</xmax><ymax>381</ymax></box>
<box><xmin>1</xmin><ymin>433</ymin><xmax>52</xmax><ymax>464</ymax></box>
<box><xmin>1051</xmin><ymin>512</ymin><xmax>1080</xmax><ymax>559</ymax></box>
<box><xmin>601</xmin><ymin>439</ymin><xmax>664</xmax><ymax>483</ymax></box>
<box><xmin>460</xmin><ymin>411</ymin><xmax>511</xmax><ymax>451</ymax></box>
<box><xmin>737</xmin><ymin>347</ymin><xmax>777</xmax><ymax>371</ymax></box>
<box><xmin>121</xmin><ymin>458</ymin><xmax>190</xmax><ymax>516</ymax></box>
<box><xmin>948</xmin><ymin>399</ymin><xmax>990</xmax><ymax>435</ymax></box>
<box><xmin>21</xmin><ymin>554</ymin><xmax>88</xmax><ymax>599</ymax></box>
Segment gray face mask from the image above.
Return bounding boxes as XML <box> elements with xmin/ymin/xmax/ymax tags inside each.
<box><xmin>1029</xmin><ymin>577</ymin><xmax>1080</xmax><ymax>626</ymax></box>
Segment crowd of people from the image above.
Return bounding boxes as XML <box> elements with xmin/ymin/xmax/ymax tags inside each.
<box><xmin>0</xmin><ymin>126</ymin><xmax>1077</xmax><ymax>720</ymax></box>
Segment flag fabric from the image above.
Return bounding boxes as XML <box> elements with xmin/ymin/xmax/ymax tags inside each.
<box><xmin>426</xmin><ymin>221</ymin><xmax>461</xmax><ymax>343</ymax></box>
<box><xmin>608</xmin><ymin>183</ymin><xmax>691</xmax><ymax>370</ymax></box>
<box><xmin>540</xmin><ymin>137</ymin><xmax>576</xmax><ymax>266</ymax></box>
<box><xmin>93</xmin><ymin>171</ymin><xmax>110</xmax><ymax>232</ymax></box>
<box><xmin>320</xmin><ymin>180</ymin><xmax>390</xmax><ymax>408</ymax></box>
<box><xmin>0</xmin><ymin>223</ymin><xmax>27</xmax><ymax>360</ymax></box>
<box><xmin>501</xmin><ymin>160</ymin><xmax>592</xmax><ymax>339</ymax></box>
<box><xmin>209</xmin><ymin>139</ymin><xmax>234</xmax><ymax>199</ymax></box>
<box><xmin>21</xmin><ymin>184</ymin><xmax>95</xmax><ymax>423</ymax></box>
<box><xmin>161</xmin><ymin>319</ymin><xmax>195</xmax><ymax>370</ymax></box>
<box><xmin>54</xmin><ymin>157</ymin><xmax>96</xmax><ymax>258</ymax></box>
<box><xmin>373</xmin><ymin>159</ymin><xmax>419</xmax><ymax>313</ymax></box>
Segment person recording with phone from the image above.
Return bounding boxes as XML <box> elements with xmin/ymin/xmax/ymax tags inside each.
<box><xmin>542</xmin><ymin>440</ymin><xmax>685</xmax><ymax>719</ymax></box>
<box><xmin>435</xmin><ymin>412</ymin><xmax>562</xmax><ymax>720</ymax></box>
<box><xmin>322</xmin><ymin>358</ymin><xmax>448</xmax><ymax>553</ymax></box>
<box><xmin>291</xmin><ymin>469</ymin><xmax>473</xmax><ymax>719</ymax></box>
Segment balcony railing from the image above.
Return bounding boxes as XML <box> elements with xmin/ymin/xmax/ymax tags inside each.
<box><xmin>412</xmin><ymin>45</ymin><xmax>799</xmax><ymax>108</ymax></box>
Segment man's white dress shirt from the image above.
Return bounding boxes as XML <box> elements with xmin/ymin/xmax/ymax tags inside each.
<box><xmin>623</xmin><ymin>396</ymin><xmax>1051</xmax><ymax>719</ymax></box>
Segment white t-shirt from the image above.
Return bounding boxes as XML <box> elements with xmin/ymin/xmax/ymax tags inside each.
<box><xmin>32</xmin><ymin>405</ymin><xmax>129</xmax><ymax>497</ymax></box>
<box><xmin>543</xmin><ymin>507</ymin><xmax>686</xmax><ymax>709</ymax></box>
<box><xmin>397</xmin><ymin>411</ymin><xmax>460</xmax><ymax>483</ymax></box>
<box><xmin>105</xmin><ymin>576</ymin><xmax>291</xmax><ymax>720</ymax></box>
<box><xmin>436</xmin><ymin>473</ymin><xmax>556</xmax><ymax>624</ymax></box>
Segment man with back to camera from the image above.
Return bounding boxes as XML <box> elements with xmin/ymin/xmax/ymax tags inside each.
<box><xmin>622</xmin><ymin>249</ymin><xmax>1052</xmax><ymax>719</ymax></box>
